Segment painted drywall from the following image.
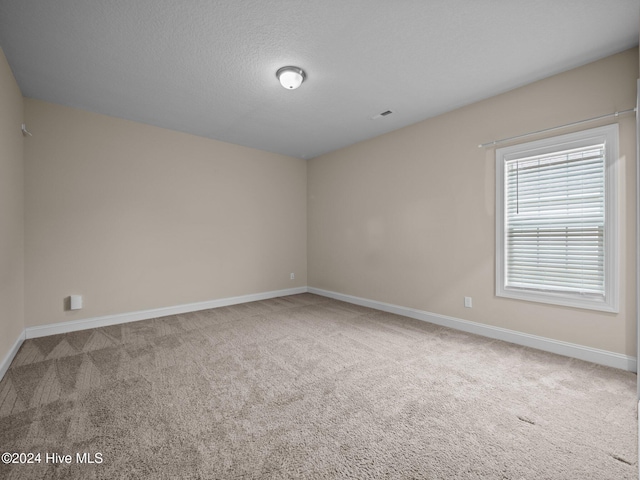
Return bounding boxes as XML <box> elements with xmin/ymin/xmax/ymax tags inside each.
<box><xmin>24</xmin><ymin>100</ymin><xmax>307</xmax><ymax>327</ymax></box>
<box><xmin>0</xmin><ymin>48</ymin><xmax>24</xmax><ymax>363</ymax></box>
<box><xmin>308</xmin><ymin>48</ymin><xmax>638</xmax><ymax>356</ymax></box>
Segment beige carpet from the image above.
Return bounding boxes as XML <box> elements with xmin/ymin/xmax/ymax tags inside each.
<box><xmin>0</xmin><ymin>293</ymin><xmax>636</xmax><ymax>479</ymax></box>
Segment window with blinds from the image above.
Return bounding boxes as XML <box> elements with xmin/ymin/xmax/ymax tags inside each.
<box><xmin>495</xmin><ymin>124</ymin><xmax>618</xmax><ymax>312</ymax></box>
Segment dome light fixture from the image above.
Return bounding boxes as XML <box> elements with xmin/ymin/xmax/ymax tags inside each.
<box><xmin>276</xmin><ymin>66</ymin><xmax>306</xmax><ymax>90</ymax></box>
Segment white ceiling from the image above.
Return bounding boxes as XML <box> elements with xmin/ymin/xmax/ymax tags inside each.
<box><xmin>0</xmin><ymin>1</ymin><xmax>638</xmax><ymax>159</ymax></box>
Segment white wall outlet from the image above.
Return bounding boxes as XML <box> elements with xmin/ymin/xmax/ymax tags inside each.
<box><xmin>70</xmin><ymin>295</ymin><xmax>83</xmax><ymax>310</ymax></box>
<box><xmin>464</xmin><ymin>297</ymin><xmax>472</xmax><ymax>308</ymax></box>
<box><xmin>290</xmin><ymin>273</ymin><xmax>295</xmax><ymax>280</ymax></box>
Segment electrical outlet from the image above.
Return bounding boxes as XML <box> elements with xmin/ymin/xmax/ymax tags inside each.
<box><xmin>70</xmin><ymin>295</ymin><xmax>83</xmax><ymax>310</ymax></box>
<box><xmin>290</xmin><ymin>273</ymin><xmax>295</xmax><ymax>280</ymax></box>
<box><xmin>464</xmin><ymin>297</ymin><xmax>472</xmax><ymax>308</ymax></box>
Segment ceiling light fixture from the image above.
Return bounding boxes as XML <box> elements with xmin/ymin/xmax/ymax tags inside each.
<box><xmin>276</xmin><ymin>66</ymin><xmax>306</xmax><ymax>90</ymax></box>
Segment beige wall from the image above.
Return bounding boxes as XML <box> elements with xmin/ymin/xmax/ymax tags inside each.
<box><xmin>308</xmin><ymin>48</ymin><xmax>638</xmax><ymax>356</ymax></box>
<box><xmin>24</xmin><ymin>100</ymin><xmax>307</xmax><ymax>327</ymax></box>
<box><xmin>8</xmin><ymin>47</ymin><xmax>639</xmax><ymax>360</ymax></box>
<box><xmin>0</xmin><ymin>48</ymin><xmax>24</xmax><ymax>362</ymax></box>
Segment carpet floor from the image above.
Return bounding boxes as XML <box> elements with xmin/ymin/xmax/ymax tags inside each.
<box><xmin>0</xmin><ymin>293</ymin><xmax>636</xmax><ymax>479</ymax></box>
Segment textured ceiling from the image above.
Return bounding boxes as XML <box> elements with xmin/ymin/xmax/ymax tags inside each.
<box><xmin>0</xmin><ymin>1</ymin><xmax>638</xmax><ymax>159</ymax></box>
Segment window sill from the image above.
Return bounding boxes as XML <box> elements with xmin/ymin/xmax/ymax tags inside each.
<box><xmin>497</xmin><ymin>287</ymin><xmax>618</xmax><ymax>313</ymax></box>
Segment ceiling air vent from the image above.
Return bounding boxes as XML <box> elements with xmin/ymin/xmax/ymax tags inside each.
<box><xmin>372</xmin><ymin>110</ymin><xmax>393</xmax><ymax>120</ymax></box>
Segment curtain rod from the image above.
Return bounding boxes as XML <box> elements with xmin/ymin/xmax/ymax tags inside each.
<box><xmin>478</xmin><ymin>107</ymin><xmax>636</xmax><ymax>148</ymax></box>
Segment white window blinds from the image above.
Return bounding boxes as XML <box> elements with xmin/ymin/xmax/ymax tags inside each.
<box><xmin>504</xmin><ymin>145</ymin><xmax>605</xmax><ymax>296</ymax></box>
<box><xmin>496</xmin><ymin>124</ymin><xmax>618</xmax><ymax>312</ymax></box>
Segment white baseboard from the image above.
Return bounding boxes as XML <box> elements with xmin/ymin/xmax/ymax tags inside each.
<box><xmin>2</xmin><ymin>285</ymin><xmax>635</xmax><ymax>383</ymax></box>
<box><xmin>0</xmin><ymin>287</ymin><xmax>307</xmax><ymax>382</ymax></box>
<box><xmin>25</xmin><ymin>286</ymin><xmax>308</xmax><ymax>339</ymax></box>
<box><xmin>0</xmin><ymin>330</ymin><xmax>25</xmax><ymax>381</ymax></box>
<box><xmin>309</xmin><ymin>287</ymin><xmax>637</xmax><ymax>372</ymax></box>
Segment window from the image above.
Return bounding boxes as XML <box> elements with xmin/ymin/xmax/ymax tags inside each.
<box><xmin>495</xmin><ymin>124</ymin><xmax>619</xmax><ymax>312</ymax></box>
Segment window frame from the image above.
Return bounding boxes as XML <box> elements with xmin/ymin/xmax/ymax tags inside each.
<box><xmin>495</xmin><ymin>124</ymin><xmax>619</xmax><ymax>312</ymax></box>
